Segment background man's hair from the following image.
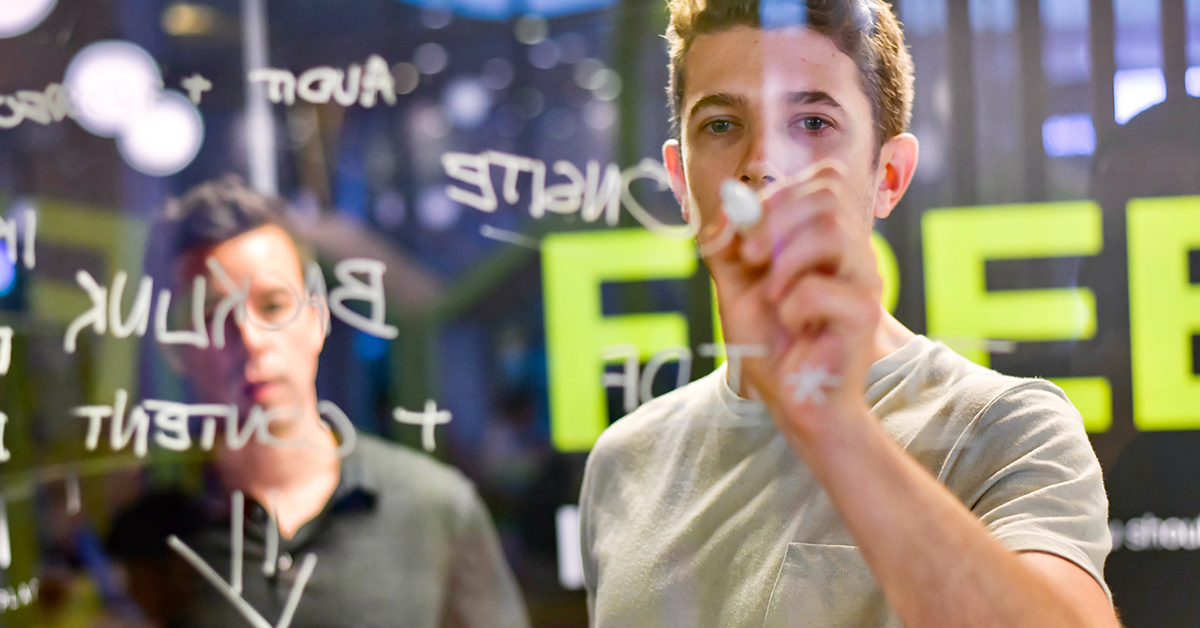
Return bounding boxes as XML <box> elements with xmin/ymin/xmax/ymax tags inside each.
<box><xmin>164</xmin><ymin>175</ymin><xmax>302</xmax><ymax>263</ymax></box>
<box><xmin>665</xmin><ymin>0</ymin><xmax>914</xmax><ymax>149</ymax></box>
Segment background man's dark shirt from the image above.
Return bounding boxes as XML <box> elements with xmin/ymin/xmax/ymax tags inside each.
<box><xmin>173</xmin><ymin>435</ymin><xmax>529</xmax><ymax>628</ymax></box>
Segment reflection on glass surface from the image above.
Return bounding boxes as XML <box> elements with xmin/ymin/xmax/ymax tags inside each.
<box><xmin>0</xmin><ymin>0</ymin><xmax>1195</xmax><ymax>626</ymax></box>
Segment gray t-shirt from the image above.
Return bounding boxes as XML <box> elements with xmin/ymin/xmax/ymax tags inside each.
<box><xmin>580</xmin><ymin>335</ymin><xmax>1110</xmax><ymax>628</ymax></box>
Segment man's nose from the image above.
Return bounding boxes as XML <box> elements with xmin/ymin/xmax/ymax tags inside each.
<box><xmin>738</xmin><ymin>126</ymin><xmax>782</xmax><ymax>189</ymax></box>
<box><xmin>227</xmin><ymin>315</ymin><xmax>270</xmax><ymax>356</ymax></box>
<box><xmin>741</xmin><ymin>172</ymin><xmax>777</xmax><ymax>188</ymax></box>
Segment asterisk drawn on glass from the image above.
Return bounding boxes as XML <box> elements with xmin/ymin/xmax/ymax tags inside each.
<box><xmin>785</xmin><ymin>365</ymin><xmax>842</xmax><ymax>404</ymax></box>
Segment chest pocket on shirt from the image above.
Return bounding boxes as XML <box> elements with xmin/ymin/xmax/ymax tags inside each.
<box><xmin>762</xmin><ymin>543</ymin><xmax>902</xmax><ymax>628</ymax></box>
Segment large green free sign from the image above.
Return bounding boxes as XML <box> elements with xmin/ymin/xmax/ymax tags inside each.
<box><xmin>542</xmin><ymin>198</ymin><xmax>1200</xmax><ymax>451</ymax></box>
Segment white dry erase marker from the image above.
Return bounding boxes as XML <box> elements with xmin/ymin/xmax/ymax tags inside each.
<box><xmin>720</xmin><ymin>180</ymin><xmax>762</xmax><ymax>230</ymax></box>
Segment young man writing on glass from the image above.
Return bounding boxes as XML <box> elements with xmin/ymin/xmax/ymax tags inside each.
<box><xmin>579</xmin><ymin>1</ymin><xmax>1118</xmax><ymax>626</ymax></box>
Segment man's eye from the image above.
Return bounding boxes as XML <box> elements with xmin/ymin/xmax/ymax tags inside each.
<box><xmin>706</xmin><ymin>119</ymin><xmax>734</xmax><ymax>134</ymax></box>
<box><xmin>800</xmin><ymin>117</ymin><xmax>829</xmax><ymax>132</ymax></box>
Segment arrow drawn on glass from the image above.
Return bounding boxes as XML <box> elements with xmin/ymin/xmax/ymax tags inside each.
<box><xmin>167</xmin><ymin>490</ymin><xmax>316</xmax><ymax>628</ymax></box>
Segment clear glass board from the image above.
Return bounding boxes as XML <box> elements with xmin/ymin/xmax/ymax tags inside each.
<box><xmin>0</xmin><ymin>0</ymin><xmax>1197</xmax><ymax>626</ymax></box>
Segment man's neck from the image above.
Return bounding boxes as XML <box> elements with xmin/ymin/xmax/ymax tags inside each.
<box><xmin>872</xmin><ymin>309</ymin><xmax>917</xmax><ymax>364</ymax></box>
<box><xmin>216</xmin><ymin>409</ymin><xmax>342</xmax><ymax>538</ymax></box>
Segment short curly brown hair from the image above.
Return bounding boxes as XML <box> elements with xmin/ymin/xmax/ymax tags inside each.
<box><xmin>666</xmin><ymin>0</ymin><xmax>914</xmax><ymax>149</ymax></box>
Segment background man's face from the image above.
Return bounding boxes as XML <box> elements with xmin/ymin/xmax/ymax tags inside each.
<box><xmin>177</xmin><ymin>225</ymin><xmax>325</xmax><ymax>418</ymax></box>
<box><xmin>677</xmin><ymin>25</ymin><xmax>881</xmax><ymax>234</ymax></box>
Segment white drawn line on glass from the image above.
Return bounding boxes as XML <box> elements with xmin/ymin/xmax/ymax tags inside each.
<box><xmin>479</xmin><ymin>224</ymin><xmax>540</xmax><ymax>249</ymax></box>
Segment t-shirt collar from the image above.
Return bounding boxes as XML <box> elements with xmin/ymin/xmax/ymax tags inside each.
<box><xmin>864</xmin><ymin>334</ymin><xmax>936</xmax><ymax>407</ymax></box>
<box><xmin>328</xmin><ymin>442</ymin><xmax>380</xmax><ymax>512</ymax></box>
<box><xmin>710</xmin><ymin>334</ymin><xmax>935</xmax><ymax>422</ymax></box>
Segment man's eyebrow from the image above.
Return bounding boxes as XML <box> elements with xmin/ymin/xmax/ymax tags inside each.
<box><xmin>257</xmin><ymin>287</ymin><xmax>296</xmax><ymax>299</ymax></box>
<box><xmin>687</xmin><ymin>92</ymin><xmax>749</xmax><ymax>121</ymax></box>
<box><xmin>786</xmin><ymin>90</ymin><xmax>844</xmax><ymax>110</ymax></box>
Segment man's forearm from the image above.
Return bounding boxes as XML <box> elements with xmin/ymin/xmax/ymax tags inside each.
<box><xmin>783</xmin><ymin>405</ymin><xmax>1102</xmax><ymax>628</ymax></box>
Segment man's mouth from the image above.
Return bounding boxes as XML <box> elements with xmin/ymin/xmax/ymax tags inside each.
<box><xmin>244</xmin><ymin>381</ymin><xmax>278</xmax><ymax>403</ymax></box>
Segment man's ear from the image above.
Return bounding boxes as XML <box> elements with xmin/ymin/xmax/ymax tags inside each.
<box><xmin>873</xmin><ymin>133</ymin><xmax>919</xmax><ymax>220</ymax></box>
<box><xmin>662</xmin><ymin>139</ymin><xmax>690</xmax><ymax>223</ymax></box>
<box><xmin>309</xmin><ymin>294</ymin><xmax>329</xmax><ymax>352</ymax></box>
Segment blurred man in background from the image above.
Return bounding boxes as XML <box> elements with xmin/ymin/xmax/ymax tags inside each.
<box><xmin>110</xmin><ymin>176</ymin><xmax>529</xmax><ymax>628</ymax></box>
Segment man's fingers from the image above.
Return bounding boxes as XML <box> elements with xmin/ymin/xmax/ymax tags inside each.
<box><xmin>767</xmin><ymin>176</ymin><xmax>848</xmax><ymax>211</ymax></box>
<box><xmin>763</xmin><ymin>216</ymin><xmax>843</xmax><ymax>301</ymax></box>
<box><xmin>703</xmin><ymin>226</ymin><xmax>771</xmax><ymax>302</ymax></box>
<box><xmin>760</xmin><ymin>157</ymin><xmax>850</xmax><ymax>200</ymax></box>
<box><xmin>697</xmin><ymin>208</ymin><xmax>738</xmax><ymax>257</ymax></box>
<box><xmin>776</xmin><ymin>273</ymin><xmax>881</xmax><ymax>339</ymax></box>
<box><xmin>740</xmin><ymin>177</ymin><xmax>847</xmax><ymax>266</ymax></box>
<box><xmin>732</xmin><ymin>157</ymin><xmax>851</xmax><ymax>266</ymax></box>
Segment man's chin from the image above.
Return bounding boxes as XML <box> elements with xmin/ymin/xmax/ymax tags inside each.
<box><xmin>231</xmin><ymin>382</ymin><xmax>297</xmax><ymax>410</ymax></box>
<box><xmin>235</xmin><ymin>397</ymin><xmax>301</xmax><ymax>417</ymax></box>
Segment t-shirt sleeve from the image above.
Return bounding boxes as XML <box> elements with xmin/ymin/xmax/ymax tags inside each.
<box><xmin>442</xmin><ymin>485</ymin><xmax>532</xmax><ymax>628</ymax></box>
<box><xmin>946</xmin><ymin>380</ymin><xmax>1112</xmax><ymax>602</ymax></box>
<box><xmin>579</xmin><ymin>444</ymin><xmax>602</xmax><ymax>622</ymax></box>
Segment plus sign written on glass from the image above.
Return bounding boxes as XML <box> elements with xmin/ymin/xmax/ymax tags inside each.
<box><xmin>181</xmin><ymin>73</ymin><xmax>213</xmax><ymax>105</ymax></box>
<box><xmin>393</xmin><ymin>400</ymin><xmax>452</xmax><ymax>452</ymax></box>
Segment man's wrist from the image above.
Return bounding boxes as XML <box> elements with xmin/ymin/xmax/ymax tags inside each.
<box><xmin>773</xmin><ymin>398</ymin><xmax>879</xmax><ymax>461</ymax></box>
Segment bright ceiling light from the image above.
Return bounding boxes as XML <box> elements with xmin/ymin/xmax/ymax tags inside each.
<box><xmin>1042</xmin><ymin>113</ymin><xmax>1095</xmax><ymax>158</ymax></box>
<box><xmin>117</xmin><ymin>91</ymin><xmax>204</xmax><ymax>176</ymax></box>
<box><xmin>64</xmin><ymin>40</ymin><xmax>163</xmax><ymax>137</ymax></box>
<box><xmin>1114</xmin><ymin>68</ymin><xmax>1165</xmax><ymax>125</ymax></box>
<box><xmin>0</xmin><ymin>0</ymin><xmax>58</xmax><ymax>38</ymax></box>
<box><xmin>443</xmin><ymin>78</ymin><xmax>491</xmax><ymax>129</ymax></box>
<box><xmin>162</xmin><ymin>3</ymin><xmax>217</xmax><ymax>36</ymax></box>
